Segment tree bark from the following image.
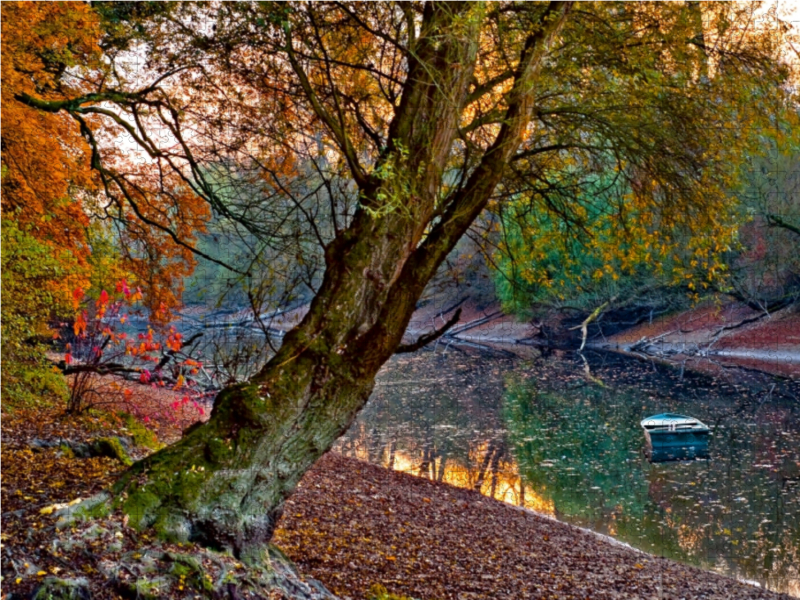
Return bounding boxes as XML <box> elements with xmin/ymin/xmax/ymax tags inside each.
<box><xmin>113</xmin><ymin>1</ymin><xmax>572</xmax><ymax>558</ymax></box>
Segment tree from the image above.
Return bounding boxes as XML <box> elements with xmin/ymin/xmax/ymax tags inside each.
<box><xmin>0</xmin><ymin>219</ymin><xmax>77</xmax><ymax>406</ymax></box>
<box><xmin>11</xmin><ymin>1</ymin><xmax>796</xmax><ymax>558</ymax></box>
<box><xmin>1</xmin><ymin>1</ymin><xmax>100</xmax><ymax>251</ymax></box>
<box><xmin>1</xmin><ymin>2</ymin><xmax>100</xmax><ymax>405</ymax></box>
<box><xmin>728</xmin><ymin>137</ymin><xmax>800</xmax><ymax>310</ymax></box>
<box><xmin>492</xmin><ymin>166</ymin><xmax>698</xmax><ymax>317</ymax></box>
<box><xmin>61</xmin><ymin>280</ymin><xmax>209</xmax><ymax>415</ymax></box>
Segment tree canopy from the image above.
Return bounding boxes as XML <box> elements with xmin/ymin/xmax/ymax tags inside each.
<box><xmin>10</xmin><ymin>2</ymin><xmax>797</xmax><ymax>312</ymax></box>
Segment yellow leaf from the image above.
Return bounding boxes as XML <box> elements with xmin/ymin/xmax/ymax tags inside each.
<box><xmin>40</xmin><ymin>499</ymin><xmax>79</xmax><ymax>515</ymax></box>
<box><xmin>37</xmin><ymin>571</ymin><xmax>47</xmax><ymax>576</ymax></box>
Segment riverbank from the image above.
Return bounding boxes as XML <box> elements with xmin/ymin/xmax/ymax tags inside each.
<box><xmin>601</xmin><ymin>299</ymin><xmax>800</xmax><ymax>380</ymax></box>
<box><xmin>2</xmin><ymin>395</ymin><xmax>793</xmax><ymax>600</ymax></box>
<box><xmin>283</xmin><ymin>452</ymin><xmax>791</xmax><ymax>599</ymax></box>
<box><xmin>175</xmin><ymin>294</ymin><xmax>800</xmax><ymax>380</ymax></box>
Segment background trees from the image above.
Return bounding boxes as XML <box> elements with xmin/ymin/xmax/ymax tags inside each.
<box><xmin>1</xmin><ymin>1</ymin><xmax>209</xmax><ymax>406</ymax></box>
<box><xmin>729</xmin><ymin>139</ymin><xmax>800</xmax><ymax>310</ymax></box>
<box><xmin>1</xmin><ymin>2</ymin><xmax>101</xmax><ymax>406</ymax></box>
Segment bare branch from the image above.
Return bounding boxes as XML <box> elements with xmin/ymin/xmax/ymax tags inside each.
<box><xmin>283</xmin><ymin>20</ymin><xmax>370</xmax><ymax>188</ymax></box>
<box><xmin>395</xmin><ymin>308</ymin><xmax>462</xmax><ymax>353</ymax></box>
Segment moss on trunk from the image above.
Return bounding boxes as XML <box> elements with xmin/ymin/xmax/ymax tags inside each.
<box><xmin>115</xmin><ymin>341</ymin><xmax>382</xmax><ymax>557</ymax></box>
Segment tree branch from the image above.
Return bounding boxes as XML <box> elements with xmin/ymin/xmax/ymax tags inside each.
<box><xmin>569</xmin><ymin>298</ymin><xmax>614</xmax><ymax>351</ymax></box>
<box><xmin>154</xmin><ymin>332</ymin><xmax>204</xmax><ymax>371</ymax></box>
<box><xmin>61</xmin><ymin>363</ymin><xmax>142</xmax><ymax>376</ymax></box>
<box><xmin>333</xmin><ymin>3</ymin><xmax>408</xmax><ymax>53</ymax></box>
<box><xmin>357</xmin><ymin>1</ymin><xmax>573</xmax><ymax>362</ymax></box>
<box><xmin>415</xmin><ymin>2</ymin><xmax>574</xmax><ymax>277</ymax></box>
<box><xmin>765</xmin><ymin>213</ymin><xmax>800</xmax><ymax>237</ymax></box>
<box><xmin>71</xmin><ymin>114</ymin><xmax>247</xmax><ymax>275</ymax></box>
<box><xmin>283</xmin><ymin>21</ymin><xmax>370</xmax><ymax>188</ymax></box>
<box><xmin>395</xmin><ymin>308</ymin><xmax>461</xmax><ymax>353</ymax></box>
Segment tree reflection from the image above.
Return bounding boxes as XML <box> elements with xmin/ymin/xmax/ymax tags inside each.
<box><xmin>335</xmin><ymin>347</ymin><xmax>799</xmax><ymax>595</ymax></box>
<box><xmin>335</xmin><ymin>351</ymin><xmax>553</xmax><ymax>512</ymax></box>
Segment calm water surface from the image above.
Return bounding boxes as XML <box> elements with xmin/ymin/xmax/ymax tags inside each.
<box><xmin>334</xmin><ymin>345</ymin><xmax>800</xmax><ymax>596</ymax></box>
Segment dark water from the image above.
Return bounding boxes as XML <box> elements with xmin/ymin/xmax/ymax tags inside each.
<box><xmin>334</xmin><ymin>345</ymin><xmax>800</xmax><ymax>596</ymax></box>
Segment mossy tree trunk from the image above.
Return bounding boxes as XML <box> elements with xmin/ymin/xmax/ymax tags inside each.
<box><xmin>114</xmin><ymin>1</ymin><xmax>571</xmax><ymax>558</ymax></box>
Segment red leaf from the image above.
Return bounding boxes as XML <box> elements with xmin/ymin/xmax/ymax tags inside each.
<box><xmin>74</xmin><ymin>312</ymin><xmax>87</xmax><ymax>337</ymax></box>
<box><xmin>72</xmin><ymin>287</ymin><xmax>84</xmax><ymax>310</ymax></box>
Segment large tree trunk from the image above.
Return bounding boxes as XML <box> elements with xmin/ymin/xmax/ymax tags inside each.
<box><xmin>113</xmin><ymin>1</ymin><xmax>571</xmax><ymax>559</ymax></box>
<box><xmin>114</xmin><ymin>208</ymin><xmax>438</xmax><ymax>557</ymax></box>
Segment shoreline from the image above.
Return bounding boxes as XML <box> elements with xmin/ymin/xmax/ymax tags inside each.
<box><xmin>2</xmin><ymin>400</ymin><xmax>795</xmax><ymax>599</ymax></box>
<box><xmin>6</xmin><ymin>298</ymin><xmax>796</xmax><ymax>599</ymax></box>
<box><xmin>276</xmin><ymin>453</ymin><xmax>794</xmax><ymax>599</ymax></box>
<box><xmin>604</xmin><ymin>300</ymin><xmax>800</xmax><ymax>380</ymax></box>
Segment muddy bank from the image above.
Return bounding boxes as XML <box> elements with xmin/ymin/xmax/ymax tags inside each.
<box><xmin>403</xmin><ymin>296</ymin><xmax>800</xmax><ymax>381</ymax></box>
<box><xmin>598</xmin><ymin>300</ymin><xmax>800</xmax><ymax>380</ymax></box>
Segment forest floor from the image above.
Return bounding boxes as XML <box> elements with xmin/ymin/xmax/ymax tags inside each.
<box><xmin>2</xmin><ymin>386</ymin><xmax>794</xmax><ymax>600</ymax></box>
<box><xmin>279</xmin><ymin>453</ymin><xmax>793</xmax><ymax>600</ymax></box>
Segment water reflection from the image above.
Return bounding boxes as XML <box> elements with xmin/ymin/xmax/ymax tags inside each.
<box><xmin>335</xmin><ymin>346</ymin><xmax>800</xmax><ymax>596</ymax></box>
<box><xmin>646</xmin><ymin>442</ymin><xmax>710</xmax><ymax>462</ymax></box>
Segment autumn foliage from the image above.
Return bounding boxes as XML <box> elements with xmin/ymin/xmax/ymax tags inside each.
<box><xmin>1</xmin><ymin>1</ymin><xmax>101</xmax><ymax>291</ymax></box>
<box><xmin>1</xmin><ymin>1</ymin><xmax>798</xmax><ymax>566</ymax></box>
<box><xmin>64</xmin><ymin>280</ymin><xmax>208</xmax><ymax>419</ymax></box>
<box><xmin>1</xmin><ymin>2</ymin><xmax>211</xmax><ymax>406</ymax></box>
<box><xmin>1</xmin><ymin>1</ymin><xmax>210</xmax><ymax>312</ymax></box>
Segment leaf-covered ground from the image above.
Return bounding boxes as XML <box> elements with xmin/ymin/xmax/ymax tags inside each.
<box><xmin>1</xmin><ymin>407</ymin><xmax>129</xmax><ymax>596</ymax></box>
<box><xmin>2</xmin><ymin>394</ymin><xmax>793</xmax><ymax>599</ymax></box>
<box><xmin>277</xmin><ymin>453</ymin><xmax>792</xmax><ymax>600</ymax></box>
<box><xmin>1</xmin><ymin>403</ymin><xmax>331</xmax><ymax>600</ymax></box>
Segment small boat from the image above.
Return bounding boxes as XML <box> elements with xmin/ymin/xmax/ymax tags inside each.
<box><xmin>641</xmin><ymin>413</ymin><xmax>710</xmax><ymax>448</ymax></box>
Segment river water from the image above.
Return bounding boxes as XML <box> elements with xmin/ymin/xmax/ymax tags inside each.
<box><xmin>333</xmin><ymin>344</ymin><xmax>800</xmax><ymax>596</ymax></box>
